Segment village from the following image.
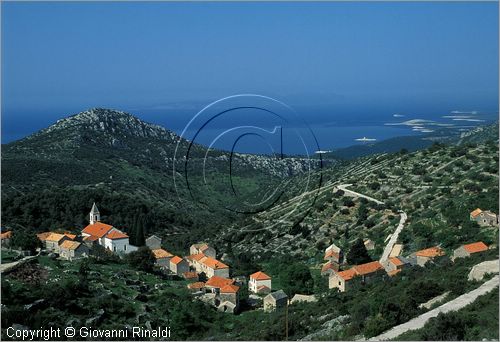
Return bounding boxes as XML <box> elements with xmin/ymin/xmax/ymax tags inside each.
<box><xmin>2</xmin><ymin>200</ymin><xmax>498</xmax><ymax>318</ymax></box>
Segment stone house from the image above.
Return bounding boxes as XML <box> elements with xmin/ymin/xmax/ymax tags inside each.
<box><xmin>0</xmin><ymin>231</ymin><xmax>12</xmax><ymax>247</ymax></box>
<box><xmin>190</xmin><ymin>243</ymin><xmax>216</xmax><ymax>258</ymax></box>
<box><xmin>44</xmin><ymin>233</ymin><xmax>72</xmax><ymax>253</ymax></box>
<box><xmin>321</xmin><ymin>261</ymin><xmax>340</xmax><ymax>276</ymax></box>
<box><xmin>187</xmin><ymin>253</ymin><xmax>229</xmax><ymax>278</ymax></box>
<box><xmin>324</xmin><ymin>242</ymin><xmax>343</xmax><ymax>264</ymax></box>
<box><xmin>249</xmin><ymin>271</ymin><xmax>272</xmax><ymax>294</ymax></box>
<box><xmin>413</xmin><ymin>246</ymin><xmax>445</xmax><ymax>266</ymax></box>
<box><xmin>470</xmin><ymin>208</ymin><xmax>498</xmax><ymax>227</ymax></box>
<box><xmin>205</xmin><ymin>276</ymin><xmax>235</xmax><ymax>294</ymax></box>
<box><xmin>383</xmin><ymin>257</ymin><xmax>406</xmax><ymax>276</ymax></box>
<box><xmin>145</xmin><ymin>235</ymin><xmax>162</xmax><ymax>250</ymax></box>
<box><xmin>218</xmin><ymin>284</ymin><xmax>240</xmax><ymax>313</ymax></box>
<box><xmin>169</xmin><ymin>256</ymin><xmax>189</xmax><ymax>276</ymax></box>
<box><xmin>152</xmin><ymin>248</ymin><xmax>173</xmax><ymax>268</ymax></box>
<box><xmin>453</xmin><ymin>241</ymin><xmax>489</xmax><ymax>260</ymax></box>
<box><xmin>263</xmin><ymin>290</ymin><xmax>288</xmax><ymax>312</ymax></box>
<box><xmin>59</xmin><ymin>240</ymin><xmax>89</xmax><ymax>261</ymax></box>
<box><xmin>329</xmin><ymin>268</ymin><xmax>357</xmax><ymax>292</ymax></box>
<box><xmin>329</xmin><ymin>261</ymin><xmax>385</xmax><ymax>292</ymax></box>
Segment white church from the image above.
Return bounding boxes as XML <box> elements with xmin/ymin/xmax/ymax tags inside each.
<box><xmin>81</xmin><ymin>203</ymin><xmax>137</xmax><ymax>254</ymax></box>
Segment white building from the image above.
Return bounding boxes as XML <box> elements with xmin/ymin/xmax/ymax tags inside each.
<box><xmin>81</xmin><ymin>203</ymin><xmax>137</xmax><ymax>254</ymax></box>
<box><xmin>249</xmin><ymin>271</ymin><xmax>272</xmax><ymax>294</ymax></box>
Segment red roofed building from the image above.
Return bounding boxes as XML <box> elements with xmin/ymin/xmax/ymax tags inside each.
<box><xmin>0</xmin><ymin>231</ymin><xmax>12</xmax><ymax>247</ymax></box>
<box><xmin>321</xmin><ymin>261</ymin><xmax>340</xmax><ymax>276</ymax></box>
<box><xmin>220</xmin><ymin>284</ymin><xmax>241</xmax><ymax>313</ymax></box>
<box><xmin>249</xmin><ymin>271</ymin><xmax>272</xmax><ymax>294</ymax></box>
<box><xmin>329</xmin><ymin>261</ymin><xmax>385</xmax><ymax>292</ymax></box>
<box><xmin>382</xmin><ymin>257</ymin><xmax>407</xmax><ymax>275</ymax></box>
<box><xmin>414</xmin><ymin>246</ymin><xmax>445</xmax><ymax>266</ymax></box>
<box><xmin>205</xmin><ymin>275</ymin><xmax>234</xmax><ymax>293</ymax></box>
<box><xmin>169</xmin><ymin>256</ymin><xmax>189</xmax><ymax>276</ymax></box>
<box><xmin>453</xmin><ymin>242</ymin><xmax>489</xmax><ymax>260</ymax></box>
<box><xmin>81</xmin><ymin>203</ymin><xmax>137</xmax><ymax>254</ymax></box>
<box><xmin>188</xmin><ymin>252</ymin><xmax>230</xmax><ymax>278</ymax></box>
<box><xmin>470</xmin><ymin>208</ymin><xmax>498</xmax><ymax>227</ymax></box>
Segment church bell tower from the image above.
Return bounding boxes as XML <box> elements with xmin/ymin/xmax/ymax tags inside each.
<box><xmin>90</xmin><ymin>202</ymin><xmax>100</xmax><ymax>225</ymax></box>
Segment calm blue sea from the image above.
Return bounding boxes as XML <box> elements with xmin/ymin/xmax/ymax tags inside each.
<box><xmin>2</xmin><ymin>106</ymin><xmax>497</xmax><ymax>155</ymax></box>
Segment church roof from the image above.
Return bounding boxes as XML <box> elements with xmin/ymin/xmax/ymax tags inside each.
<box><xmin>82</xmin><ymin>222</ymin><xmax>114</xmax><ymax>238</ymax></box>
<box><xmin>105</xmin><ymin>230</ymin><xmax>129</xmax><ymax>240</ymax></box>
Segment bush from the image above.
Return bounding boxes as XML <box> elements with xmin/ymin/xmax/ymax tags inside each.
<box><xmin>126</xmin><ymin>246</ymin><xmax>155</xmax><ymax>272</ymax></box>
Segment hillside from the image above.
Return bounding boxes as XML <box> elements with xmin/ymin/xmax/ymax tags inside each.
<box><xmin>217</xmin><ymin>129</ymin><xmax>499</xmax><ymax>263</ymax></box>
<box><xmin>1</xmin><ymin>108</ymin><xmax>320</xmax><ymax>251</ymax></box>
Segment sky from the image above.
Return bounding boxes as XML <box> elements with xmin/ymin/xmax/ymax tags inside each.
<box><xmin>1</xmin><ymin>2</ymin><xmax>499</xmax><ymax>149</ymax></box>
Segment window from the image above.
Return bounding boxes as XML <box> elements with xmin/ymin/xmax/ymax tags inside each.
<box><xmin>124</xmin><ymin>245</ymin><xmax>127</xmax><ymax>251</ymax></box>
<box><xmin>339</xmin><ymin>281</ymin><xmax>341</xmax><ymax>285</ymax></box>
<box><xmin>113</xmin><ymin>246</ymin><xmax>116</xmax><ymax>252</ymax></box>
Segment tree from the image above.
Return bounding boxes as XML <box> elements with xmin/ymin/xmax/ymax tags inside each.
<box><xmin>126</xmin><ymin>246</ymin><xmax>155</xmax><ymax>272</ymax></box>
<box><xmin>10</xmin><ymin>230</ymin><xmax>40</xmax><ymax>253</ymax></box>
<box><xmin>279</xmin><ymin>263</ymin><xmax>314</xmax><ymax>297</ymax></box>
<box><xmin>346</xmin><ymin>238</ymin><xmax>372</xmax><ymax>265</ymax></box>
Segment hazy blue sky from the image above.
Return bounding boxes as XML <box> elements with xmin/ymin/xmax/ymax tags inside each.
<box><xmin>2</xmin><ymin>1</ymin><xmax>498</xmax><ymax>145</ymax></box>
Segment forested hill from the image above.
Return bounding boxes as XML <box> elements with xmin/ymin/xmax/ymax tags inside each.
<box><xmin>1</xmin><ymin>108</ymin><xmax>318</xmax><ymax>252</ymax></box>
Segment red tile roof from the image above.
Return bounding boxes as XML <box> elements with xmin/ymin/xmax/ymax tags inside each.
<box><xmin>37</xmin><ymin>232</ymin><xmax>51</xmax><ymax>241</ymax></box>
<box><xmin>170</xmin><ymin>256</ymin><xmax>184</xmax><ymax>265</ymax></box>
<box><xmin>183</xmin><ymin>271</ymin><xmax>198</xmax><ymax>279</ymax></box>
<box><xmin>337</xmin><ymin>268</ymin><xmax>357</xmax><ymax>281</ymax></box>
<box><xmin>188</xmin><ymin>282</ymin><xmax>205</xmax><ymax>290</ymax></box>
<box><xmin>321</xmin><ymin>262</ymin><xmax>339</xmax><ymax>273</ymax></box>
<box><xmin>415</xmin><ymin>246</ymin><xmax>445</xmax><ymax>258</ymax></box>
<box><xmin>201</xmin><ymin>256</ymin><xmax>229</xmax><ymax>269</ymax></box>
<box><xmin>470</xmin><ymin>208</ymin><xmax>483</xmax><ymax>218</ymax></box>
<box><xmin>83</xmin><ymin>235</ymin><xmax>99</xmax><ymax>242</ymax></box>
<box><xmin>45</xmin><ymin>233</ymin><xmax>66</xmax><ymax>242</ymax></box>
<box><xmin>152</xmin><ymin>248</ymin><xmax>173</xmax><ymax>259</ymax></box>
<box><xmin>463</xmin><ymin>242</ymin><xmax>488</xmax><ymax>254</ymax></box>
<box><xmin>0</xmin><ymin>231</ymin><xmax>12</xmax><ymax>240</ymax></box>
<box><xmin>187</xmin><ymin>253</ymin><xmax>205</xmax><ymax>262</ymax></box>
<box><xmin>82</xmin><ymin>222</ymin><xmax>114</xmax><ymax>238</ymax></box>
<box><xmin>59</xmin><ymin>240</ymin><xmax>82</xmax><ymax>250</ymax></box>
<box><xmin>324</xmin><ymin>249</ymin><xmax>340</xmax><ymax>260</ymax></box>
<box><xmin>353</xmin><ymin>261</ymin><xmax>384</xmax><ymax>275</ymax></box>
<box><xmin>389</xmin><ymin>257</ymin><xmax>404</xmax><ymax>267</ymax></box>
<box><xmin>221</xmin><ymin>284</ymin><xmax>240</xmax><ymax>293</ymax></box>
<box><xmin>250</xmin><ymin>271</ymin><xmax>271</xmax><ymax>280</ymax></box>
<box><xmin>205</xmin><ymin>276</ymin><xmax>234</xmax><ymax>288</ymax></box>
<box><xmin>105</xmin><ymin>230</ymin><xmax>129</xmax><ymax>240</ymax></box>
<box><xmin>64</xmin><ymin>233</ymin><xmax>77</xmax><ymax>240</ymax></box>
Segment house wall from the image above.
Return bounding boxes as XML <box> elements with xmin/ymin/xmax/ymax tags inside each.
<box><xmin>328</xmin><ymin>274</ymin><xmax>348</xmax><ymax>292</ymax></box>
<box><xmin>170</xmin><ymin>260</ymin><xmax>189</xmax><ymax>275</ymax></box>
<box><xmin>156</xmin><ymin>257</ymin><xmax>171</xmax><ymax>268</ymax></box>
<box><xmin>220</xmin><ymin>292</ymin><xmax>239</xmax><ymax>308</ymax></box>
<box><xmin>249</xmin><ymin>278</ymin><xmax>272</xmax><ymax>293</ymax></box>
<box><xmin>104</xmin><ymin>238</ymin><xmax>130</xmax><ymax>254</ymax></box>
<box><xmin>264</xmin><ymin>298</ymin><xmax>287</xmax><ymax>312</ymax></box>
<box><xmin>213</xmin><ymin>268</ymin><xmax>230</xmax><ymax>279</ymax></box>
<box><xmin>453</xmin><ymin>246</ymin><xmax>470</xmax><ymax>259</ymax></box>
<box><xmin>416</xmin><ymin>256</ymin><xmax>431</xmax><ymax>266</ymax></box>
<box><xmin>146</xmin><ymin>237</ymin><xmax>161</xmax><ymax>250</ymax></box>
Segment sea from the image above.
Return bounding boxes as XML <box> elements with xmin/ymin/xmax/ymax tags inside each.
<box><xmin>2</xmin><ymin>106</ymin><xmax>497</xmax><ymax>155</ymax></box>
